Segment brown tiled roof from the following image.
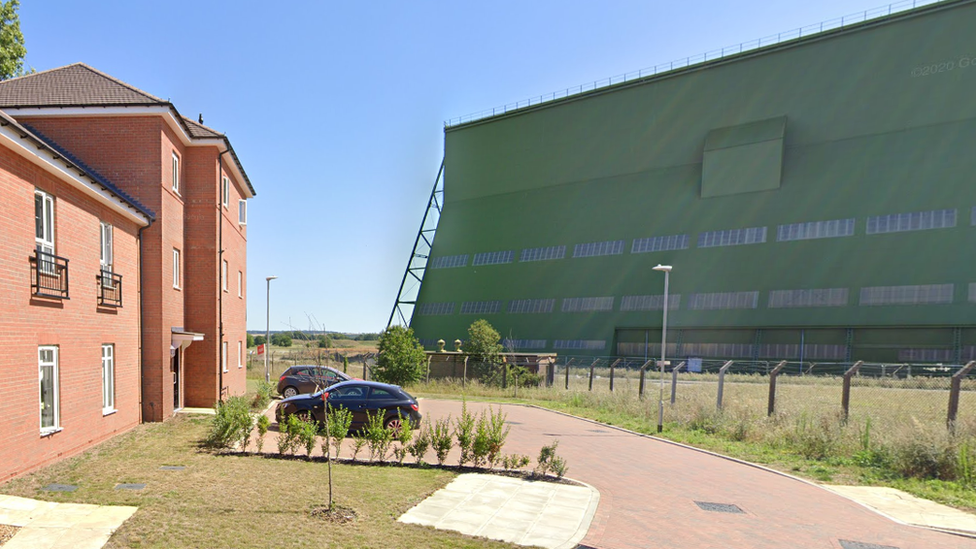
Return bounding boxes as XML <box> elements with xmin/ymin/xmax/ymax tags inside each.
<box><xmin>0</xmin><ymin>63</ymin><xmax>166</xmax><ymax>107</ymax></box>
<box><xmin>0</xmin><ymin>63</ymin><xmax>255</xmax><ymax>197</ymax></box>
<box><xmin>182</xmin><ymin>116</ymin><xmax>223</xmax><ymax>138</ymax></box>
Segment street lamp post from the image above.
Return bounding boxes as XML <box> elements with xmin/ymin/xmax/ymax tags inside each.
<box><xmin>265</xmin><ymin>275</ymin><xmax>278</xmax><ymax>383</ymax></box>
<box><xmin>652</xmin><ymin>264</ymin><xmax>672</xmax><ymax>434</ymax></box>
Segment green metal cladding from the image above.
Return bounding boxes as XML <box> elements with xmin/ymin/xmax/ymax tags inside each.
<box><xmin>410</xmin><ymin>0</ymin><xmax>976</xmax><ymax>362</ymax></box>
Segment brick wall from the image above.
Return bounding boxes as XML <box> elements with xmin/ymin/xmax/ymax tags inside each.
<box><xmin>0</xmin><ymin>142</ymin><xmax>142</xmax><ymax>483</ymax></box>
<box><xmin>220</xmin><ymin>163</ymin><xmax>248</xmax><ymax>399</ymax></box>
<box><xmin>183</xmin><ymin>145</ymin><xmax>219</xmax><ymax>406</ymax></box>
<box><xmin>14</xmin><ymin>114</ymin><xmax>250</xmax><ymax>421</ymax></box>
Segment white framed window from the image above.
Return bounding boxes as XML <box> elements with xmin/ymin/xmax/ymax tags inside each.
<box><xmin>99</xmin><ymin>222</ymin><xmax>114</xmax><ymax>289</ymax></box>
<box><xmin>238</xmin><ymin>341</ymin><xmax>243</xmax><ymax>368</ymax></box>
<box><xmin>222</xmin><ymin>260</ymin><xmax>228</xmax><ymax>292</ymax></box>
<box><xmin>238</xmin><ymin>271</ymin><xmax>243</xmax><ymax>298</ymax></box>
<box><xmin>222</xmin><ymin>341</ymin><xmax>228</xmax><ymax>373</ymax></box>
<box><xmin>172</xmin><ymin>249</ymin><xmax>181</xmax><ymax>289</ymax></box>
<box><xmin>102</xmin><ymin>344</ymin><xmax>115</xmax><ymax>414</ymax></box>
<box><xmin>99</xmin><ymin>222</ymin><xmax>113</xmax><ymax>272</ymax></box>
<box><xmin>35</xmin><ymin>190</ymin><xmax>55</xmax><ymax>260</ymax></box>
<box><xmin>39</xmin><ymin>346</ymin><xmax>59</xmax><ymax>433</ymax></box>
<box><xmin>238</xmin><ymin>200</ymin><xmax>247</xmax><ymax>225</ymax></box>
<box><xmin>222</xmin><ymin>176</ymin><xmax>230</xmax><ymax>208</ymax></box>
<box><xmin>172</xmin><ymin>153</ymin><xmax>180</xmax><ymax>194</ymax></box>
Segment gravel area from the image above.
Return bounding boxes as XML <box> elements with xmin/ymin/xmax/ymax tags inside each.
<box><xmin>0</xmin><ymin>524</ymin><xmax>18</xmax><ymax>546</ymax></box>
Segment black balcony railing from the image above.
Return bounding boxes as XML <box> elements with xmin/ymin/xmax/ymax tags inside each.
<box><xmin>30</xmin><ymin>250</ymin><xmax>69</xmax><ymax>299</ymax></box>
<box><xmin>97</xmin><ymin>270</ymin><xmax>123</xmax><ymax>307</ymax></box>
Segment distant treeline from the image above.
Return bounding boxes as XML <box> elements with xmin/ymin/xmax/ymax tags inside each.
<box><xmin>247</xmin><ymin>331</ymin><xmax>379</xmax><ymax>341</ymax></box>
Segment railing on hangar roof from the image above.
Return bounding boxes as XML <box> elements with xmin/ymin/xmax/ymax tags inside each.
<box><xmin>444</xmin><ymin>0</ymin><xmax>944</xmax><ymax>128</ymax></box>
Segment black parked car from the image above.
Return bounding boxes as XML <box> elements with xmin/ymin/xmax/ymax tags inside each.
<box><xmin>276</xmin><ymin>365</ymin><xmax>351</xmax><ymax>398</ymax></box>
<box><xmin>275</xmin><ymin>380</ymin><xmax>421</xmax><ymax>432</ymax></box>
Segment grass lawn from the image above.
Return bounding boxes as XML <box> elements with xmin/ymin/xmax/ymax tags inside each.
<box><xmin>0</xmin><ymin>414</ymin><xmax>514</xmax><ymax>549</ymax></box>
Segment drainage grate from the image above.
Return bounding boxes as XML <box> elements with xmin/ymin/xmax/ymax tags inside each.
<box><xmin>159</xmin><ymin>466</ymin><xmax>186</xmax><ymax>471</ymax></box>
<box><xmin>42</xmin><ymin>484</ymin><xmax>77</xmax><ymax>492</ymax></box>
<box><xmin>839</xmin><ymin>541</ymin><xmax>900</xmax><ymax>549</ymax></box>
<box><xmin>694</xmin><ymin>501</ymin><xmax>744</xmax><ymax>514</ymax></box>
<box><xmin>114</xmin><ymin>483</ymin><xmax>146</xmax><ymax>490</ymax></box>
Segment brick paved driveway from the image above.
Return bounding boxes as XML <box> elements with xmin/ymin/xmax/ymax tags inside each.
<box><xmin>420</xmin><ymin>399</ymin><xmax>974</xmax><ymax>549</ymax></box>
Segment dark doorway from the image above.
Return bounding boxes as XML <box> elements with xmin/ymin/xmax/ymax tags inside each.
<box><xmin>173</xmin><ymin>351</ymin><xmax>181</xmax><ymax>410</ymax></box>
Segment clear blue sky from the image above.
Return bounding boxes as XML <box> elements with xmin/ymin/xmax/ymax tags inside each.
<box><xmin>23</xmin><ymin>0</ymin><xmax>895</xmax><ymax>333</ymax></box>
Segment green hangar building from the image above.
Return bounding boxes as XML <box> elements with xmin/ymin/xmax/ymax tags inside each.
<box><xmin>398</xmin><ymin>0</ymin><xmax>976</xmax><ymax>364</ymax></box>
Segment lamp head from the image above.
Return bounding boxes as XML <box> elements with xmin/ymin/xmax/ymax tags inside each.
<box><xmin>266</xmin><ymin>275</ymin><xmax>278</xmax><ymax>281</ymax></box>
<box><xmin>652</xmin><ymin>264</ymin><xmax>672</xmax><ymax>273</ymax></box>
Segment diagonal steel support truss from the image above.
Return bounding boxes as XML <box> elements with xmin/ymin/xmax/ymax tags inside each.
<box><xmin>388</xmin><ymin>159</ymin><xmax>444</xmax><ymax>328</ymax></box>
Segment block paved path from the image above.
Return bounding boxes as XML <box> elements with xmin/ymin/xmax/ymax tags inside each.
<box><xmin>419</xmin><ymin>399</ymin><xmax>975</xmax><ymax>549</ymax></box>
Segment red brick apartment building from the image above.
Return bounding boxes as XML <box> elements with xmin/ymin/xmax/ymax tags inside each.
<box><xmin>0</xmin><ymin>64</ymin><xmax>255</xmax><ymax>482</ymax></box>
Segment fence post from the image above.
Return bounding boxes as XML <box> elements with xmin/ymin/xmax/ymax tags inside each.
<box><xmin>841</xmin><ymin>361</ymin><xmax>864</xmax><ymax>422</ymax></box>
<box><xmin>767</xmin><ymin>360</ymin><xmax>788</xmax><ymax>416</ymax></box>
<box><xmin>565</xmin><ymin>358</ymin><xmax>574</xmax><ymax>390</ymax></box>
<box><xmin>609</xmin><ymin>359</ymin><xmax>621</xmax><ymax>392</ymax></box>
<box><xmin>462</xmin><ymin>356</ymin><xmax>468</xmax><ymax>388</ymax></box>
<box><xmin>588</xmin><ymin>359</ymin><xmax>598</xmax><ymax>391</ymax></box>
<box><xmin>425</xmin><ymin>355</ymin><xmax>431</xmax><ymax>385</ymax></box>
<box><xmin>716</xmin><ymin>360</ymin><xmax>734</xmax><ymax>410</ymax></box>
<box><xmin>670</xmin><ymin>361</ymin><xmax>686</xmax><ymax>405</ymax></box>
<box><xmin>638</xmin><ymin>360</ymin><xmax>653</xmax><ymax>399</ymax></box>
<box><xmin>501</xmin><ymin>361</ymin><xmax>508</xmax><ymax>389</ymax></box>
<box><xmin>948</xmin><ymin>361</ymin><xmax>976</xmax><ymax>431</ymax></box>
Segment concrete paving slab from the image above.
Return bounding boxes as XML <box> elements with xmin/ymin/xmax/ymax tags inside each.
<box><xmin>824</xmin><ymin>485</ymin><xmax>976</xmax><ymax>536</ymax></box>
<box><xmin>47</xmin><ymin>527</ymin><xmax>115</xmax><ymax>549</ymax></box>
<box><xmin>175</xmin><ymin>407</ymin><xmax>216</xmax><ymax>415</ymax></box>
<box><xmin>0</xmin><ymin>496</ymin><xmax>60</xmax><ymax>527</ymax></box>
<box><xmin>0</xmin><ymin>496</ymin><xmax>136</xmax><ymax>549</ymax></box>
<box><xmin>398</xmin><ymin>473</ymin><xmax>599</xmax><ymax>549</ymax></box>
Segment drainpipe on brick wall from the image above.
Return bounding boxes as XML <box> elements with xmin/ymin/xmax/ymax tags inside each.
<box><xmin>138</xmin><ymin>219</ymin><xmax>153</xmax><ymax>422</ymax></box>
<box><xmin>217</xmin><ymin>150</ymin><xmax>231</xmax><ymax>403</ymax></box>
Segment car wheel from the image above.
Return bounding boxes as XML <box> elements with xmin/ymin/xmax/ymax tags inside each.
<box><xmin>282</xmin><ymin>386</ymin><xmax>298</xmax><ymax>399</ymax></box>
<box><xmin>384</xmin><ymin>415</ymin><xmax>403</xmax><ymax>435</ymax></box>
<box><xmin>295</xmin><ymin>410</ymin><xmax>312</xmax><ymax>423</ymax></box>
